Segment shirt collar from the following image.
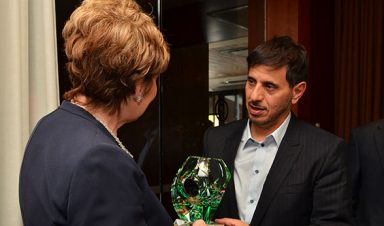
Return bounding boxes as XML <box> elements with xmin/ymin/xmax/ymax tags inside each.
<box><xmin>242</xmin><ymin>113</ymin><xmax>291</xmax><ymax>147</ymax></box>
<box><xmin>272</xmin><ymin>113</ymin><xmax>291</xmax><ymax>146</ymax></box>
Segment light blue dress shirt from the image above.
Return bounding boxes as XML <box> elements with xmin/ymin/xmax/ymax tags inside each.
<box><xmin>234</xmin><ymin>113</ymin><xmax>291</xmax><ymax>224</ymax></box>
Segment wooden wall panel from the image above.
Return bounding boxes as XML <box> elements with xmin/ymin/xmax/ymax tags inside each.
<box><xmin>266</xmin><ymin>0</ymin><xmax>299</xmax><ymax>41</ymax></box>
<box><xmin>248</xmin><ymin>0</ymin><xmax>266</xmax><ymax>51</ymax></box>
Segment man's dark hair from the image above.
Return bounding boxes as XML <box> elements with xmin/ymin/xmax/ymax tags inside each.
<box><xmin>247</xmin><ymin>35</ymin><xmax>308</xmax><ymax>87</ymax></box>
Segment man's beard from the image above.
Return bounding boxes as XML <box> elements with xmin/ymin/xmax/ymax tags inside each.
<box><xmin>248</xmin><ymin>99</ymin><xmax>291</xmax><ymax>129</ymax></box>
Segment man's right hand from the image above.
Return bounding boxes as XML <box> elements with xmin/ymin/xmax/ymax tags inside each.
<box><xmin>215</xmin><ymin>218</ymin><xmax>249</xmax><ymax>226</ymax></box>
<box><xmin>192</xmin><ymin>219</ymin><xmax>208</xmax><ymax>226</ymax></box>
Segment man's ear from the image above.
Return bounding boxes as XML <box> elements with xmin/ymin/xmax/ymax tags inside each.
<box><xmin>291</xmin><ymin>81</ymin><xmax>306</xmax><ymax>105</ymax></box>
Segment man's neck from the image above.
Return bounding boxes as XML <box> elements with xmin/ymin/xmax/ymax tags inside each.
<box><xmin>250</xmin><ymin>113</ymin><xmax>291</xmax><ymax>142</ymax></box>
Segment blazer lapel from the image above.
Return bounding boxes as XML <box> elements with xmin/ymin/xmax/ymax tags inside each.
<box><xmin>223</xmin><ymin>136</ymin><xmax>242</xmax><ymax>172</ymax></box>
<box><xmin>251</xmin><ymin>116</ymin><xmax>303</xmax><ymax>226</ymax></box>
<box><xmin>374</xmin><ymin>121</ymin><xmax>384</xmax><ymax>171</ymax></box>
<box><xmin>217</xmin><ymin>120</ymin><xmax>247</xmax><ymax>219</ymax></box>
<box><xmin>222</xmin><ymin>119</ymin><xmax>248</xmax><ymax>172</ymax></box>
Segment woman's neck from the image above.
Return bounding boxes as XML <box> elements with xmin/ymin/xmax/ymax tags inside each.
<box><xmin>71</xmin><ymin>95</ymin><xmax>121</xmax><ymax>135</ymax></box>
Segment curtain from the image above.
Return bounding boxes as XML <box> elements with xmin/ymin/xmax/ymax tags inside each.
<box><xmin>0</xmin><ymin>0</ymin><xmax>58</xmax><ymax>225</ymax></box>
<box><xmin>335</xmin><ymin>0</ymin><xmax>383</xmax><ymax>139</ymax></box>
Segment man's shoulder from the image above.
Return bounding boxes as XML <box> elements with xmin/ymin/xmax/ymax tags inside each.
<box><xmin>353</xmin><ymin>119</ymin><xmax>384</xmax><ymax>134</ymax></box>
<box><xmin>206</xmin><ymin>119</ymin><xmax>247</xmax><ymax>135</ymax></box>
<box><xmin>204</xmin><ymin>119</ymin><xmax>247</xmax><ymax>144</ymax></box>
<box><xmin>292</xmin><ymin>118</ymin><xmax>343</xmax><ymax>143</ymax></box>
<box><xmin>203</xmin><ymin>119</ymin><xmax>247</xmax><ymax>154</ymax></box>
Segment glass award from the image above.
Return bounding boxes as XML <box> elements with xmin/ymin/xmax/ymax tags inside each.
<box><xmin>171</xmin><ymin>156</ymin><xmax>231</xmax><ymax>225</ymax></box>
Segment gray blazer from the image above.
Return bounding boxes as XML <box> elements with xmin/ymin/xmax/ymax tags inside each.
<box><xmin>349</xmin><ymin>119</ymin><xmax>384</xmax><ymax>226</ymax></box>
<box><xmin>203</xmin><ymin>115</ymin><xmax>353</xmax><ymax>226</ymax></box>
<box><xmin>19</xmin><ymin>101</ymin><xmax>172</xmax><ymax>226</ymax></box>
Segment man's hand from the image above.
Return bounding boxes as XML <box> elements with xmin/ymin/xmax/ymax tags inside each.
<box><xmin>215</xmin><ymin>218</ymin><xmax>249</xmax><ymax>226</ymax></box>
<box><xmin>192</xmin><ymin>219</ymin><xmax>208</xmax><ymax>226</ymax></box>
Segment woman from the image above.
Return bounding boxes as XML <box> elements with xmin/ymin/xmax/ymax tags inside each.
<box><xmin>19</xmin><ymin>0</ymin><xmax>205</xmax><ymax>225</ymax></box>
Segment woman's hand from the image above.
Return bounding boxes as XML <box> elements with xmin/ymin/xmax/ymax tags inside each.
<box><xmin>215</xmin><ymin>218</ymin><xmax>249</xmax><ymax>226</ymax></box>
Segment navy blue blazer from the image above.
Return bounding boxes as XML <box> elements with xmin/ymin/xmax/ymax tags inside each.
<box><xmin>203</xmin><ymin>115</ymin><xmax>353</xmax><ymax>226</ymax></box>
<box><xmin>349</xmin><ymin>119</ymin><xmax>384</xmax><ymax>226</ymax></box>
<box><xmin>19</xmin><ymin>101</ymin><xmax>172</xmax><ymax>226</ymax></box>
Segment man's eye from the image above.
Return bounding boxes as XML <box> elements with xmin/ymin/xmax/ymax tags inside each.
<box><xmin>265</xmin><ymin>83</ymin><xmax>276</xmax><ymax>90</ymax></box>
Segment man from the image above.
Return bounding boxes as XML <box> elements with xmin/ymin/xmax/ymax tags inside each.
<box><xmin>349</xmin><ymin>119</ymin><xmax>384</xmax><ymax>226</ymax></box>
<box><xmin>203</xmin><ymin>36</ymin><xmax>352</xmax><ymax>226</ymax></box>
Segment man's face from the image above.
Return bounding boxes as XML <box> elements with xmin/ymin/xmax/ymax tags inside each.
<box><xmin>245</xmin><ymin>65</ymin><xmax>300</xmax><ymax>134</ymax></box>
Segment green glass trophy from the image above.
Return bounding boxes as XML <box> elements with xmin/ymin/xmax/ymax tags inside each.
<box><xmin>171</xmin><ymin>156</ymin><xmax>231</xmax><ymax>225</ymax></box>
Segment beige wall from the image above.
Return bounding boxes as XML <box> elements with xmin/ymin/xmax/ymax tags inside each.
<box><xmin>0</xmin><ymin>1</ymin><xmax>58</xmax><ymax>225</ymax></box>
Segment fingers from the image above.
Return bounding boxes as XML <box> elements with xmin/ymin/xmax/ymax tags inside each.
<box><xmin>192</xmin><ymin>219</ymin><xmax>208</xmax><ymax>226</ymax></box>
<box><xmin>215</xmin><ymin>218</ymin><xmax>249</xmax><ymax>226</ymax></box>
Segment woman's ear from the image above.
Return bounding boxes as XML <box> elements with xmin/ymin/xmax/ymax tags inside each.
<box><xmin>291</xmin><ymin>81</ymin><xmax>306</xmax><ymax>105</ymax></box>
<box><xmin>134</xmin><ymin>80</ymin><xmax>144</xmax><ymax>95</ymax></box>
<box><xmin>133</xmin><ymin>80</ymin><xmax>144</xmax><ymax>103</ymax></box>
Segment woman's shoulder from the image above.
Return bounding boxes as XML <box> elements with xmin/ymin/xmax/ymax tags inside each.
<box><xmin>70</xmin><ymin>143</ymin><xmax>146</xmax><ymax>192</ymax></box>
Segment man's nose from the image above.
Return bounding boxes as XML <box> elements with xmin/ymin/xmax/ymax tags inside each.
<box><xmin>250</xmin><ymin>84</ymin><xmax>264</xmax><ymax>101</ymax></box>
